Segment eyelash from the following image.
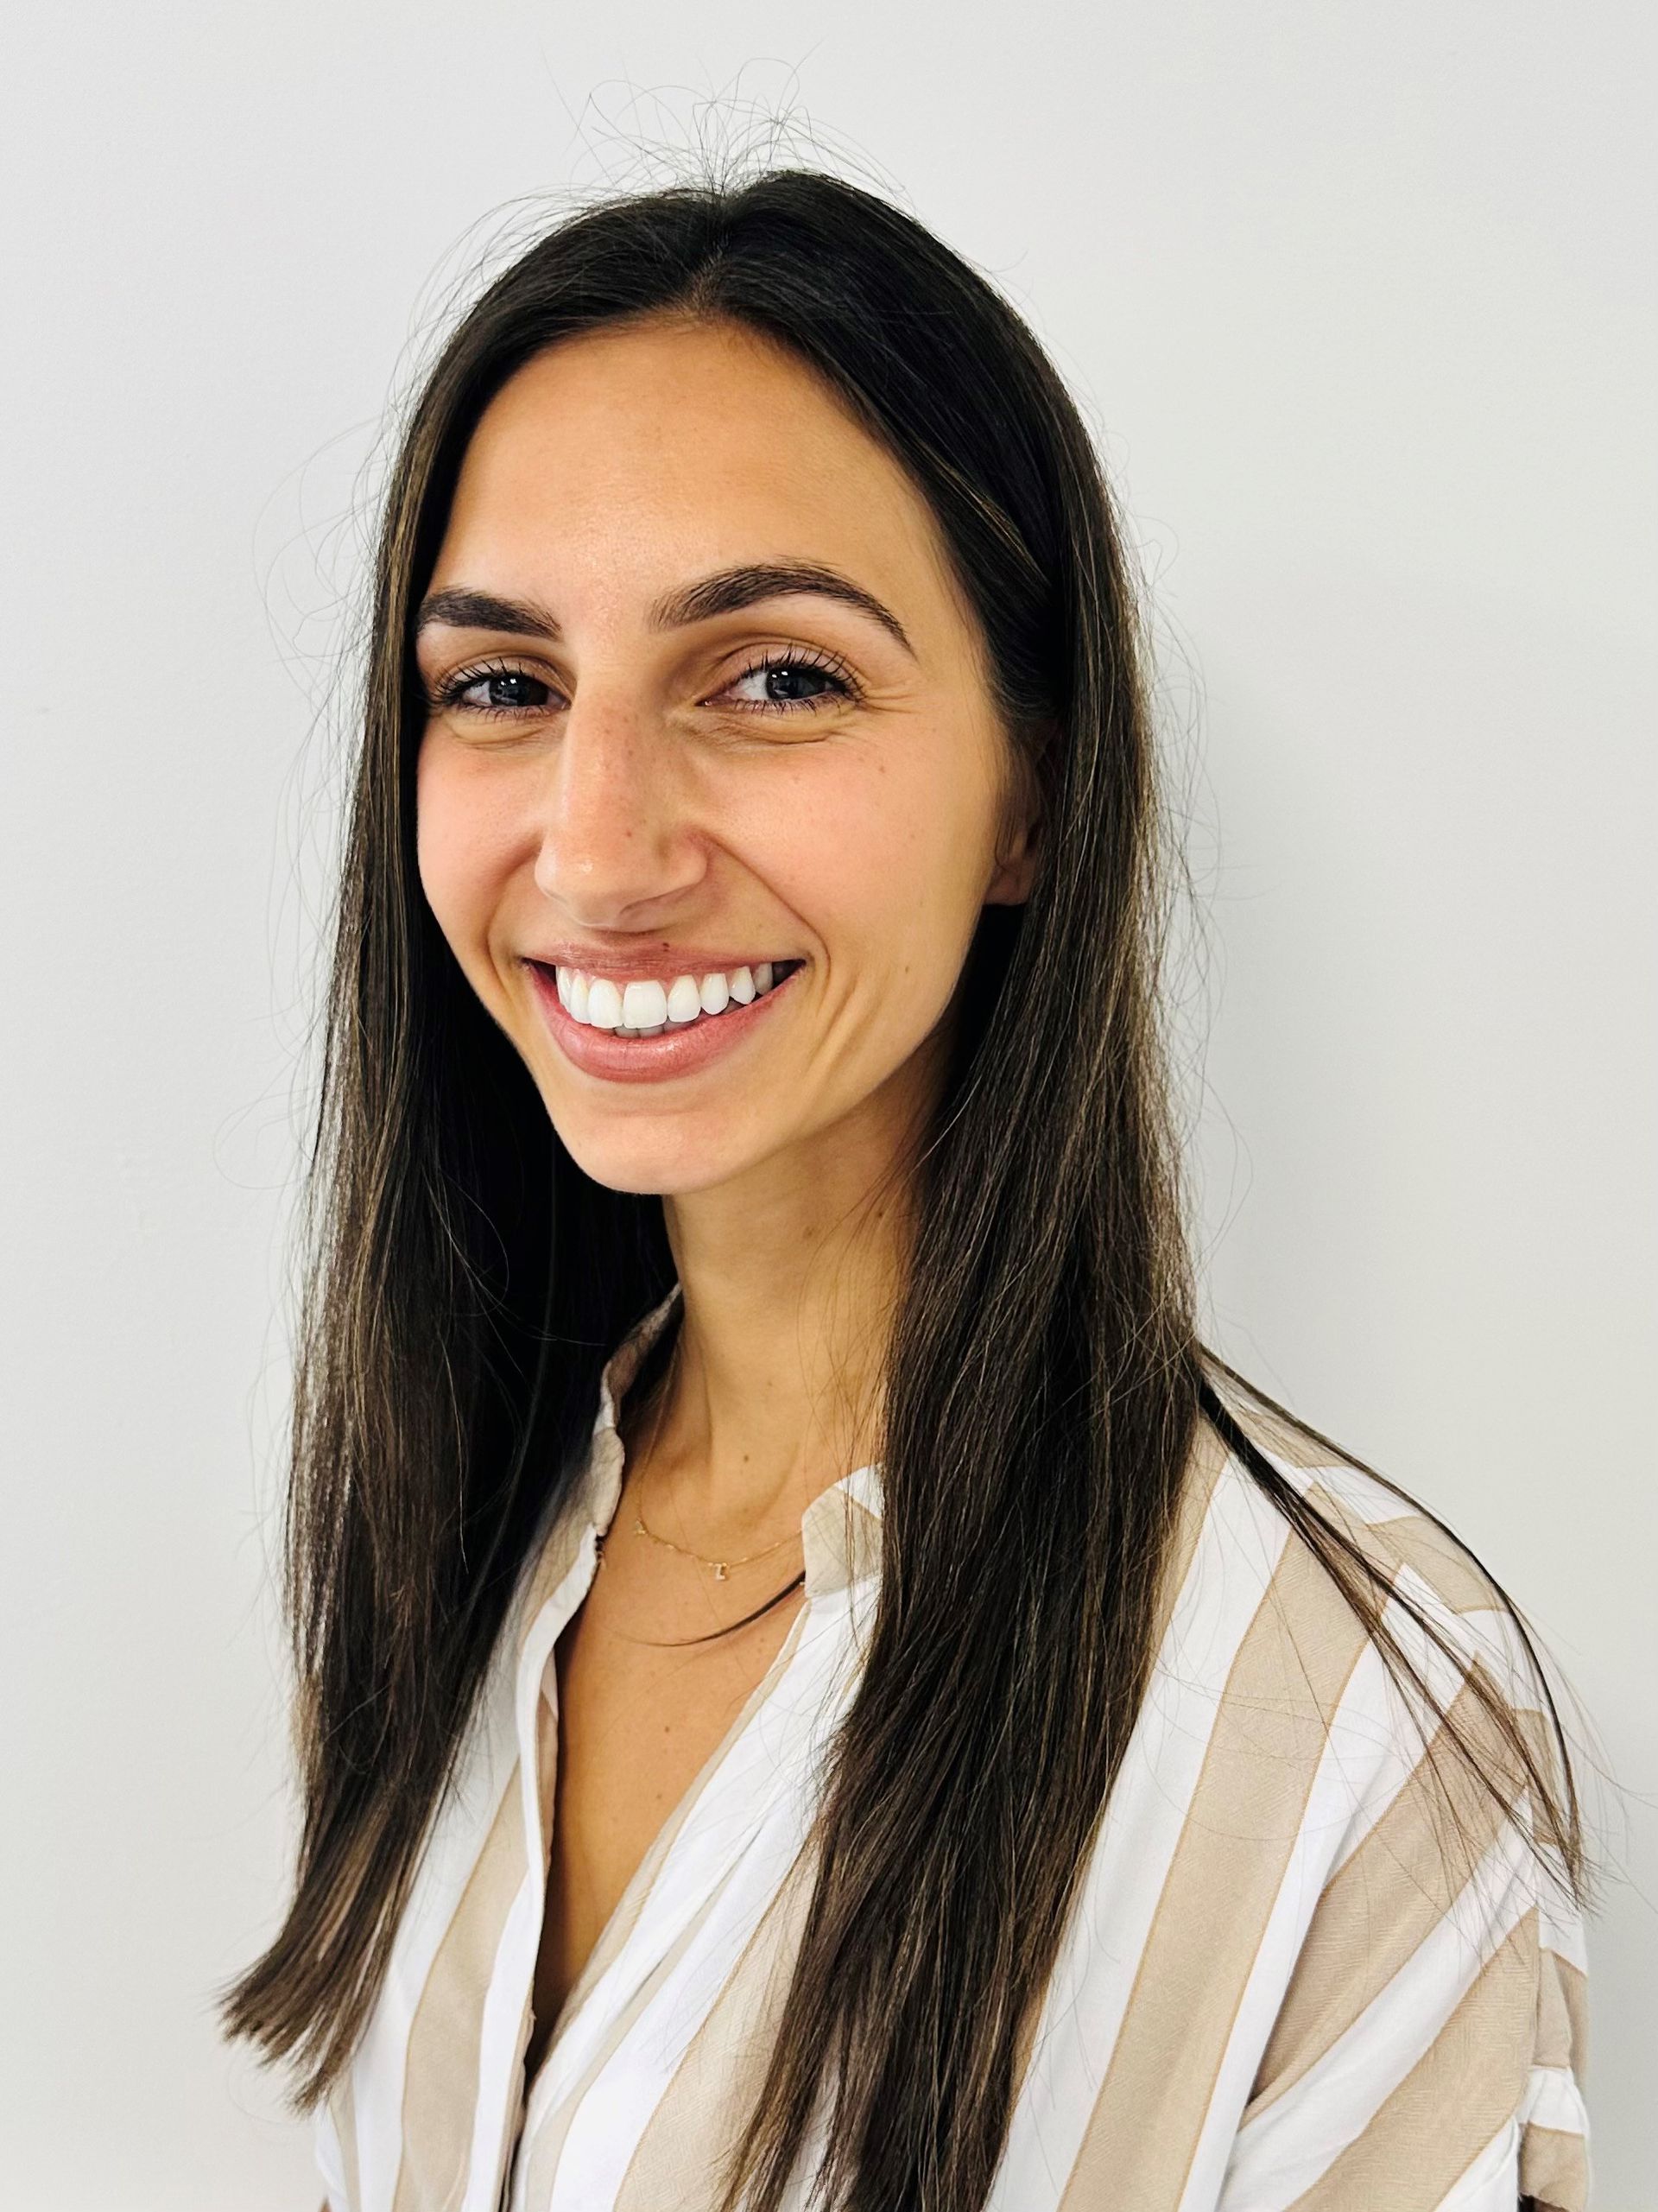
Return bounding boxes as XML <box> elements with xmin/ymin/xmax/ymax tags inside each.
<box><xmin>427</xmin><ymin>646</ymin><xmax>862</xmax><ymax>722</ymax></box>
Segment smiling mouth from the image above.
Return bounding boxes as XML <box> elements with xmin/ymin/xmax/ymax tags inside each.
<box><xmin>538</xmin><ymin>958</ymin><xmax>807</xmax><ymax>1038</ymax></box>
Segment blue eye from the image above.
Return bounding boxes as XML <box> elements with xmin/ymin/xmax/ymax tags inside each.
<box><xmin>722</xmin><ymin>653</ymin><xmax>857</xmax><ymax>713</ymax></box>
<box><xmin>436</xmin><ymin>666</ymin><xmax>555</xmax><ymax>716</ymax></box>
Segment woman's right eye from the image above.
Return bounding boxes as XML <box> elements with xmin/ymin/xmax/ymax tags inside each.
<box><xmin>432</xmin><ymin>664</ymin><xmax>559</xmax><ymax>718</ymax></box>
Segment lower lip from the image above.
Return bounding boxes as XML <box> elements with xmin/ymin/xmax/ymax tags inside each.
<box><xmin>528</xmin><ymin>962</ymin><xmax>806</xmax><ymax>1085</ymax></box>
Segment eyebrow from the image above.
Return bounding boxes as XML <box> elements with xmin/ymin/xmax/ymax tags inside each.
<box><xmin>414</xmin><ymin>561</ymin><xmax>914</xmax><ymax>657</ymax></box>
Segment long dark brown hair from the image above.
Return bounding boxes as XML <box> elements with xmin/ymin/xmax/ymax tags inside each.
<box><xmin>222</xmin><ymin>168</ymin><xmax>1586</xmax><ymax>2210</ymax></box>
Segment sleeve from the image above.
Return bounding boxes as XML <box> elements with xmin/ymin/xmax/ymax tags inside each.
<box><xmin>1216</xmin><ymin>1625</ymin><xmax>1592</xmax><ymax>2212</ymax></box>
<box><xmin>1517</xmin><ymin>1872</ymin><xmax>1592</xmax><ymax>2211</ymax></box>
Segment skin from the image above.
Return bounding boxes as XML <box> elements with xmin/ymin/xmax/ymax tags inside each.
<box><xmin>413</xmin><ymin>314</ymin><xmax>1039</xmax><ymax>2041</ymax></box>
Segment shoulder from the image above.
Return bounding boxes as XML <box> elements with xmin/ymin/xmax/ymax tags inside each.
<box><xmin>1158</xmin><ymin>1368</ymin><xmax>1587</xmax><ymax>1952</ymax></box>
<box><xmin>1035</xmin><ymin>1381</ymin><xmax>1591</xmax><ymax>2209</ymax></box>
<box><xmin>1181</xmin><ymin>1370</ymin><xmax>1553</xmax><ymax>1721</ymax></box>
<box><xmin>1167</xmin><ymin>1376</ymin><xmax>1592</xmax><ymax>2208</ymax></box>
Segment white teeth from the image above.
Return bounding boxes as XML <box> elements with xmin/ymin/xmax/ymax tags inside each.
<box><xmin>556</xmin><ymin>959</ymin><xmax>798</xmax><ymax>1033</ymax></box>
<box><xmin>621</xmin><ymin>979</ymin><xmax>668</xmax><ymax>1030</ymax></box>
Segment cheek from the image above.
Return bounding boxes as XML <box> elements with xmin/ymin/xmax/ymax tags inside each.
<box><xmin>765</xmin><ymin>734</ymin><xmax>997</xmax><ymax>1015</ymax></box>
<box><xmin>414</xmin><ymin>740</ymin><xmax>511</xmax><ymax>963</ymax></box>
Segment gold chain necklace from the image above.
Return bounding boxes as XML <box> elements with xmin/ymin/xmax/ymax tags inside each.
<box><xmin>630</xmin><ymin>1505</ymin><xmax>799</xmax><ymax>1582</ymax></box>
<box><xmin>603</xmin><ymin>1329</ymin><xmax>801</xmax><ymax>1582</ymax></box>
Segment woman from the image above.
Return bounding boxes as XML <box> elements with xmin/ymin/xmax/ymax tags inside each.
<box><xmin>223</xmin><ymin>170</ymin><xmax>1592</xmax><ymax>2211</ymax></box>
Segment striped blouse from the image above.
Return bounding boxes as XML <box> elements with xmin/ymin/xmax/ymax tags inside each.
<box><xmin>314</xmin><ymin>1283</ymin><xmax>1592</xmax><ymax>2211</ymax></box>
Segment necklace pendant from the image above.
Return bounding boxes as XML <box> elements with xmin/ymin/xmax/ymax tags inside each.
<box><xmin>713</xmin><ymin>1561</ymin><xmax>729</xmax><ymax>1581</ymax></box>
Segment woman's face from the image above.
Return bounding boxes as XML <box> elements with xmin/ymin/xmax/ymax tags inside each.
<box><xmin>414</xmin><ymin>314</ymin><xmax>1037</xmax><ymax>1200</ymax></box>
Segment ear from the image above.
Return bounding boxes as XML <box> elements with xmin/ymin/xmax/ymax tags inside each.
<box><xmin>984</xmin><ymin>746</ymin><xmax>1044</xmax><ymax>908</ymax></box>
<box><xmin>984</xmin><ymin>826</ymin><xmax>1040</xmax><ymax>907</ymax></box>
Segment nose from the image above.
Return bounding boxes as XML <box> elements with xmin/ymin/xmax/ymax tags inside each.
<box><xmin>531</xmin><ymin>687</ymin><xmax>706</xmax><ymax>920</ymax></box>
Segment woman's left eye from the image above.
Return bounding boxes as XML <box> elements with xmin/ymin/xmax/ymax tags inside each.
<box><xmin>719</xmin><ymin>654</ymin><xmax>856</xmax><ymax>713</ymax></box>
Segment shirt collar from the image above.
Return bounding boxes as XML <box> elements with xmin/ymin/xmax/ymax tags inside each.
<box><xmin>579</xmin><ymin>1280</ymin><xmax>885</xmax><ymax>1599</ymax></box>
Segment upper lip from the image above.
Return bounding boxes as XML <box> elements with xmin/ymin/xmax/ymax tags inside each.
<box><xmin>523</xmin><ymin>943</ymin><xmax>803</xmax><ymax>983</ymax></box>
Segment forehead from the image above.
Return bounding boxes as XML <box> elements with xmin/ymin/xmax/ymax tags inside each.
<box><xmin>434</xmin><ymin>315</ymin><xmax>963</xmax><ymax>625</ymax></box>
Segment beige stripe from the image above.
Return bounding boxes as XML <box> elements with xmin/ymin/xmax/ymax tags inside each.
<box><xmin>1301</xmin><ymin>1481</ymin><xmax>1488</xmax><ymax>1620</ymax></box>
<box><xmin>1306</xmin><ymin>1476</ymin><xmax>1504</xmax><ymax>1622</ymax></box>
<box><xmin>1556</xmin><ymin>1952</ymin><xmax>1588</xmax><ymax>2077</ymax></box>
<box><xmin>1519</xmin><ymin>2120</ymin><xmax>1591</xmax><ymax>2211</ymax></box>
<box><xmin>1512</xmin><ymin>1701</ymin><xmax>1575</xmax><ymax>1857</ymax></box>
<box><xmin>617</xmin><ymin>1843</ymin><xmax>820</xmax><ymax>2212</ymax></box>
<box><xmin>1286</xmin><ymin>1909</ymin><xmax>1538</xmax><ymax>2210</ymax></box>
<box><xmin>1058</xmin><ymin>1530</ymin><xmax>1371</xmax><ymax>2210</ymax></box>
<box><xmin>390</xmin><ymin>1759</ymin><xmax>528</xmax><ymax>2212</ymax></box>
<box><xmin>1535</xmin><ymin>1949</ymin><xmax>1588</xmax><ymax>2075</ymax></box>
<box><xmin>1515</xmin><ymin>1700</ymin><xmax>1557</xmax><ymax>1767</ymax></box>
<box><xmin>513</xmin><ymin>1898</ymin><xmax>725</xmax><ymax>2206</ymax></box>
<box><xmin>1249</xmin><ymin>1673</ymin><xmax>1518</xmax><ymax>2115</ymax></box>
<box><xmin>1366</xmin><ymin>1511</ymin><xmax>1503</xmax><ymax>1616</ymax></box>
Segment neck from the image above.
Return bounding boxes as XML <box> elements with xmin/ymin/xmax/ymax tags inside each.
<box><xmin>638</xmin><ymin>1100</ymin><xmax>920</xmax><ymax>1550</ymax></box>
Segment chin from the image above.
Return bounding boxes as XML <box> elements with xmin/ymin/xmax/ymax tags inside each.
<box><xmin>544</xmin><ymin>1106</ymin><xmax>772</xmax><ymax>1200</ymax></box>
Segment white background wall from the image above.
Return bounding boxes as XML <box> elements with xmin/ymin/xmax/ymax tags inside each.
<box><xmin>3</xmin><ymin>4</ymin><xmax>1651</xmax><ymax>2205</ymax></box>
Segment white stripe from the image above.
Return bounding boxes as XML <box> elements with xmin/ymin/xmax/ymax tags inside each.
<box><xmin>988</xmin><ymin>1461</ymin><xmax>1293</xmax><ymax>2208</ymax></box>
<box><xmin>1521</xmin><ymin>2060</ymin><xmax>1592</xmax><ymax>2133</ymax></box>
<box><xmin>313</xmin><ymin>2103</ymin><xmax>348</xmax><ymax>2211</ymax></box>
<box><xmin>1431</xmin><ymin>2116</ymin><xmax>1519</xmax><ymax>2211</ymax></box>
